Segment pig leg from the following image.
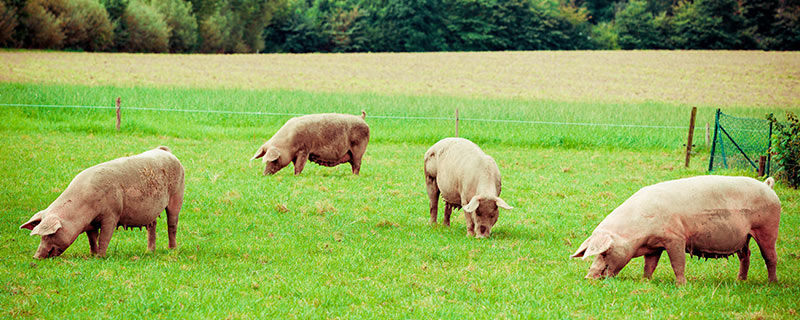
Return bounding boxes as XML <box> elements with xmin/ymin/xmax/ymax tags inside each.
<box><xmin>736</xmin><ymin>241</ymin><xmax>751</xmax><ymax>281</ymax></box>
<box><xmin>664</xmin><ymin>240</ymin><xmax>687</xmax><ymax>285</ymax></box>
<box><xmin>643</xmin><ymin>250</ymin><xmax>662</xmax><ymax>279</ymax></box>
<box><xmin>752</xmin><ymin>229</ymin><xmax>778</xmax><ymax>282</ymax></box>
<box><xmin>87</xmin><ymin>230</ymin><xmax>99</xmax><ymax>255</ymax></box>
<box><xmin>464</xmin><ymin>211</ymin><xmax>475</xmax><ymax>237</ymax></box>
<box><xmin>349</xmin><ymin>140</ymin><xmax>368</xmax><ymax>175</ymax></box>
<box><xmin>443</xmin><ymin>204</ymin><xmax>452</xmax><ymax>227</ymax></box>
<box><xmin>96</xmin><ymin>219</ymin><xmax>119</xmax><ymax>257</ymax></box>
<box><xmin>166</xmin><ymin>192</ymin><xmax>183</xmax><ymax>249</ymax></box>
<box><xmin>426</xmin><ymin>175</ymin><xmax>440</xmax><ymax>225</ymax></box>
<box><xmin>293</xmin><ymin>152</ymin><xmax>309</xmax><ymax>175</ymax></box>
<box><xmin>146</xmin><ymin>220</ymin><xmax>157</xmax><ymax>252</ymax></box>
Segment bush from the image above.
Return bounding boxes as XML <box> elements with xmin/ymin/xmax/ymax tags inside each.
<box><xmin>152</xmin><ymin>0</ymin><xmax>198</xmax><ymax>53</ymax></box>
<box><xmin>768</xmin><ymin>112</ymin><xmax>800</xmax><ymax>188</ymax></box>
<box><xmin>0</xmin><ymin>0</ymin><xmax>18</xmax><ymax>46</ymax></box>
<box><xmin>118</xmin><ymin>0</ymin><xmax>169</xmax><ymax>52</ymax></box>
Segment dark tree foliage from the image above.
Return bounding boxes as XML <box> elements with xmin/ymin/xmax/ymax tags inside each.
<box><xmin>669</xmin><ymin>0</ymin><xmax>747</xmax><ymax>49</ymax></box>
<box><xmin>2</xmin><ymin>0</ymin><xmax>799</xmax><ymax>52</ymax></box>
<box><xmin>616</xmin><ymin>0</ymin><xmax>661</xmax><ymax>49</ymax></box>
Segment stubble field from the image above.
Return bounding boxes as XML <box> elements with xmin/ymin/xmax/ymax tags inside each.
<box><xmin>1</xmin><ymin>50</ymin><xmax>799</xmax><ymax>319</ymax></box>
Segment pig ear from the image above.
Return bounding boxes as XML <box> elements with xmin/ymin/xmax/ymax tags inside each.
<box><xmin>251</xmin><ymin>145</ymin><xmax>267</xmax><ymax>161</ymax></box>
<box><xmin>30</xmin><ymin>216</ymin><xmax>62</xmax><ymax>236</ymax></box>
<box><xmin>20</xmin><ymin>211</ymin><xmax>46</xmax><ymax>230</ymax></box>
<box><xmin>463</xmin><ymin>196</ymin><xmax>480</xmax><ymax>212</ymax></box>
<box><xmin>263</xmin><ymin>147</ymin><xmax>281</xmax><ymax>163</ymax></box>
<box><xmin>570</xmin><ymin>237</ymin><xmax>592</xmax><ymax>259</ymax></box>
<box><xmin>495</xmin><ymin>197</ymin><xmax>512</xmax><ymax>210</ymax></box>
<box><xmin>582</xmin><ymin>233</ymin><xmax>613</xmax><ymax>259</ymax></box>
<box><xmin>570</xmin><ymin>233</ymin><xmax>613</xmax><ymax>260</ymax></box>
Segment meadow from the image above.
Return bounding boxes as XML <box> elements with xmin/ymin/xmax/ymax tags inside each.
<box><xmin>1</xmin><ymin>51</ymin><xmax>799</xmax><ymax>319</ymax></box>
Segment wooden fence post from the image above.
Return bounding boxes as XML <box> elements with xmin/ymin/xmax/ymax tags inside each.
<box><xmin>684</xmin><ymin>107</ymin><xmax>697</xmax><ymax>168</ymax></box>
<box><xmin>455</xmin><ymin>108</ymin><xmax>459</xmax><ymax>137</ymax></box>
<box><xmin>758</xmin><ymin>155</ymin><xmax>766</xmax><ymax>177</ymax></box>
<box><xmin>116</xmin><ymin>97</ymin><xmax>121</xmax><ymax>131</ymax></box>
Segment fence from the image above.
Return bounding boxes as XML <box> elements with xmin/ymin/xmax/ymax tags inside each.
<box><xmin>708</xmin><ymin>109</ymin><xmax>776</xmax><ymax>176</ymax></box>
<box><xmin>0</xmin><ymin>102</ymin><xmax>693</xmax><ymax>129</ymax></box>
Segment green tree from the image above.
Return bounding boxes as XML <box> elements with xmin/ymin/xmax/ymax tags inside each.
<box><xmin>0</xmin><ymin>0</ymin><xmax>18</xmax><ymax>46</ymax></box>
<box><xmin>21</xmin><ymin>0</ymin><xmax>65</xmax><ymax>49</ymax></box>
<box><xmin>616</xmin><ymin>0</ymin><xmax>660</xmax><ymax>49</ymax></box>
<box><xmin>60</xmin><ymin>0</ymin><xmax>114</xmax><ymax>51</ymax></box>
<box><xmin>670</xmin><ymin>0</ymin><xmax>747</xmax><ymax>49</ymax></box>
<box><xmin>118</xmin><ymin>0</ymin><xmax>170</xmax><ymax>52</ymax></box>
<box><xmin>152</xmin><ymin>0</ymin><xmax>198</xmax><ymax>52</ymax></box>
<box><xmin>768</xmin><ymin>0</ymin><xmax>800</xmax><ymax>50</ymax></box>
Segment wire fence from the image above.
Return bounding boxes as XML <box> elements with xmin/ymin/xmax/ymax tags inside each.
<box><xmin>709</xmin><ymin>109</ymin><xmax>778</xmax><ymax>175</ymax></box>
<box><xmin>0</xmin><ymin>103</ymin><xmax>692</xmax><ymax>130</ymax></box>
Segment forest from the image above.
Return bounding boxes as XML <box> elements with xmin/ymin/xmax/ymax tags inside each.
<box><xmin>0</xmin><ymin>0</ymin><xmax>798</xmax><ymax>53</ymax></box>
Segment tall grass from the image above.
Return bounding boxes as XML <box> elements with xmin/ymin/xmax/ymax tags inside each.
<box><xmin>4</xmin><ymin>82</ymin><xmax>785</xmax><ymax>150</ymax></box>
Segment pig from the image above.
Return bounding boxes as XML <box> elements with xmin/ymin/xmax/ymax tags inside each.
<box><xmin>250</xmin><ymin>112</ymin><xmax>370</xmax><ymax>175</ymax></box>
<box><xmin>424</xmin><ymin>137</ymin><xmax>512</xmax><ymax>238</ymax></box>
<box><xmin>20</xmin><ymin>147</ymin><xmax>185</xmax><ymax>259</ymax></box>
<box><xmin>571</xmin><ymin>175</ymin><xmax>781</xmax><ymax>285</ymax></box>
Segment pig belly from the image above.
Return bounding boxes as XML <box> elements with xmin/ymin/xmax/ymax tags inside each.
<box><xmin>684</xmin><ymin>211</ymin><xmax>751</xmax><ymax>257</ymax></box>
<box><xmin>118</xmin><ymin>196</ymin><xmax>169</xmax><ymax>227</ymax></box>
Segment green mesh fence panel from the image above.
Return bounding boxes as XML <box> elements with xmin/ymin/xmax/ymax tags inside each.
<box><xmin>709</xmin><ymin>109</ymin><xmax>775</xmax><ymax>175</ymax></box>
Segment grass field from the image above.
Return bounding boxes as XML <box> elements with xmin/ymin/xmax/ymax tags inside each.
<box><xmin>1</xmin><ymin>51</ymin><xmax>799</xmax><ymax>318</ymax></box>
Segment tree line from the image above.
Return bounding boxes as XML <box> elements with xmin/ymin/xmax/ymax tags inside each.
<box><xmin>0</xmin><ymin>0</ymin><xmax>797</xmax><ymax>53</ymax></box>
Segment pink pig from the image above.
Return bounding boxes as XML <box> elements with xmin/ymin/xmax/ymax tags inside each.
<box><xmin>20</xmin><ymin>147</ymin><xmax>185</xmax><ymax>258</ymax></box>
<box><xmin>571</xmin><ymin>175</ymin><xmax>781</xmax><ymax>285</ymax></box>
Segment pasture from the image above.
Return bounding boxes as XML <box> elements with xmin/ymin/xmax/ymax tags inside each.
<box><xmin>1</xmin><ymin>51</ymin><xmax>799</xmax><ymax>318</ymax></box>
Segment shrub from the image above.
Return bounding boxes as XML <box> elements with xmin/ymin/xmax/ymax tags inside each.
<box><xmin>768</xmin><ymin>112</ymin><xmax>800</xmax><ymax>188</ymax></box>
<box><xmin>118</xmin><ymin>0</ymin><xmax>169</xmax><ymax>52</ymax></box>
<box><xmin>152</xmin><ymin>0</ymin><xmax>197</xmax><ymax>53</ymax></box>
<box><xmin>0</xmin><ymin>0</ymin><xmax>18</xmax><ymax>46</ymax></box>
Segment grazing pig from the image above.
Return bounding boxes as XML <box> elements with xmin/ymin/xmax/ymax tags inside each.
<box><xmin>571</xmin><ymin>175</ymin><xmax>781</xmax><ymax>285</ymax></box>
<box><xmin>20</xmin><ymin>147</ymin><xmax>185</xmax><ymax>259</ymax></box>
<box><xmin>251</xmin><ymin>112</ymin><xmax>370</xmax><ymax>175</ymax></box>
<box><xmin>424</xmin><ymin>138</ymin><xmax>512</xmax><ymax>238</ymax></box>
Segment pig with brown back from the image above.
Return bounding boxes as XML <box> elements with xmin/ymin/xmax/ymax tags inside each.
<box><xmin>20</xmin><ymin>147</ymin><xmax>185</xmax><ymax>259</ymax></box>
<box><xmin>571</xmin><ymin>175</ymin><xmax>781</xmax><ymax>285</ymax></box>
<box><xmin>424</xmin><ymin>138</ymin><xmax>512</xmax><ymax>238</ymax></box>
<box><xmin>251</xmin><ymin>112</ymin><xmax>370</xmax><ymax>175</ymax></box>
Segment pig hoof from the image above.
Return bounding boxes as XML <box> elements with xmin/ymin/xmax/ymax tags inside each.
<box><xmin>675</xmin><ymin>277</ymin><xmax>687</xmax><ymax>286</ymax></box>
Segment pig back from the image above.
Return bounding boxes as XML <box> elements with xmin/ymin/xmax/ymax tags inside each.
<box><xmin>426</xmin><ymin>138</ymin><xmax>501</xmax><ymax>205</ymax></box>
<box><xmin>599</xmin><ymin>175</ymin><xmax>780</xmax><ymax>255</ymax></box>
<box><xmin>289</xmin><ymin>113</ymin><xmax>369</xmax><ymax>160</ymax></box>
<box><xmin>74</xmin><ymin>149</ymin><xmax>184</xmax><ymax>226</ymax></box>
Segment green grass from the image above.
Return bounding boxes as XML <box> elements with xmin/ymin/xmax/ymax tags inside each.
<box><xmin>1</xmin><ymin>83</ymin><xmax>799</xmax><ymax>318</ymax></box>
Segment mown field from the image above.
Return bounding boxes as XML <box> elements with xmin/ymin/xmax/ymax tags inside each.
<box><xmin>1</xmin><ymin>51</ymin><xmax>799</xmax><ymax>319</ymax></box>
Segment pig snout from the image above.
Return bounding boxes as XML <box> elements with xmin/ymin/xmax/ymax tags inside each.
<box><xmin>33</xmin><ymin>244</ymin><xmax>64</xmax><ymax>259</ymax></box>
<box><xmin>475</xmin><ymin>225</ymin><xmax>492</xmax><ymax>238</ymax></box>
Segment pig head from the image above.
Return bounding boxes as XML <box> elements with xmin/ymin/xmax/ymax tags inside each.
<box><xmin>251</xmin><ymin>112</ymin><xmax>369</xmax><ymax>175</ymax></box>
<box><xmin>571</xmin><ymin>176</ymin><xmax>781</xmax><ymax>285</ymax></box>
<box><xmin>424</xmin><ymin>137</ymin><xmax>512</xmax><ymax>238</ymax></box>
<box><xmin>20</xmin><ymin>146</ymin><xmax>185</xmax><ymax>259</ymax></box>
